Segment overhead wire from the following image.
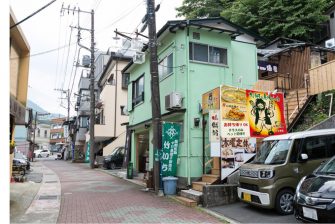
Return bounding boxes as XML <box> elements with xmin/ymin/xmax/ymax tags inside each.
<box><xmin>61</xmin><ymin>26</ymin><xmax>74</xmax><ymax>90</ymax></box>
<box><xmin>54</xmin><ymin>10</ymin><xmax>63</xmax><ymax>89</ymax></box>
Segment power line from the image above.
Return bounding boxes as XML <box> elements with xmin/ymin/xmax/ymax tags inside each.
<box><xmin>61</xmin><ymin>27</ymin><xmax>74</xmax><ymax>90</ymax></box>
<box><xmin>10</xmin><ymin>0</ymin><xmax>57</xmax><ymax>29</ymax></box>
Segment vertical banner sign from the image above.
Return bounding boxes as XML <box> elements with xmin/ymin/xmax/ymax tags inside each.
<box><xmin>202</xmin><ymin>87</ymin><xmax>220</xmax><ymax>114</ymax></box>
<box><xmin>161</xmin><ymin>122</ymin><xmax>180</xmax><ymax>177</ymax></box>
<box><xmin>246</xmin><ymin>90</ymin><xmax>287</xmax><ymax>137</ymax></box>
<box><xmin>221</xmin><ymin>137</ymin><xmax>257</xmax><ymax>180</ymax></box>
<box><xmin>209</xmin><ymin>110</ymin><xmax>220</xmax><ymax>157</ymax></box>
<box><xmin>220</xmin><ymin>85</ymin><xmax>250</xmax><ymax>138</ymax></box>
<box><xmin>85</xmin><ymin>142</ymin><xmax>90</xmax><ymax>163</ymax></box>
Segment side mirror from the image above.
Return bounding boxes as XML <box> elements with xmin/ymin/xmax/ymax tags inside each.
<box><xmin>300</xmin><ymin>153</ymin><xmax>308</xmax><ymax>162</ymax></box>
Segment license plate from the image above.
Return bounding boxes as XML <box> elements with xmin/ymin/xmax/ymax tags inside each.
<box><xmin>303</xmin><ymin>207</ymin><xmax>318</xmax><ymax>220</ymax></box>
<box><xmin>243</xmin><ymin>193</ymin><xmax>251</xmax><ymax>202</ymax></box>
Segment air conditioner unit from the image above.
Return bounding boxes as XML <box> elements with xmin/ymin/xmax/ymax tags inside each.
<box><xmin>165</xmin><ymin>92</ymin><xmax>182</xmax><ymax>111</ymax></box>
<box><xmin>133</xmin><ymin>52</ymin><xmax>145</xmax><ymax>64</ymax></box>
<box><xmin>325</xmin><ymin>38</ymin><xmax>335</xmax><ymax>49</ymax></box>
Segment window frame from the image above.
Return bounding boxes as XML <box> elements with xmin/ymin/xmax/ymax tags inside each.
<box><xmin>132</xmin><ymin>74</ymin><xmax>145</xmax><ymax>107</ymax></box>
<box><xmin>189</xmin><ymin>42</ymin><xmax>228</xmax><ymax>66</ymax></box>
<box><xmin>158</xmin><ymin>52</ymin><xmax>174</xmax><ymax>81</ymax></box>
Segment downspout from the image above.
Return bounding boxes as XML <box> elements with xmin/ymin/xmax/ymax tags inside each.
<box><xmin>114</xmin><ymin>58</ymin><xmax>118</xmax><ymax>137</ymax></box>
<box><xmin>185</xmin><ymin>21</ymin><xmax>191</xmax><ymax>185</ymax></box>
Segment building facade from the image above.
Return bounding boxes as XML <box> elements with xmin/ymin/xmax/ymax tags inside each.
<box><xmin>95</xmin><ymin>53</ymin><xmax>131</xmax><ymax>156</ymax></box>
<box><xmin>50</xmin><ymin>117</ymin><xmax>66</xmax><ymax>151</ymax></box>
<box><xmin>10</xmin><ymin>8</ymin><xmax>30</xmax><ymax>178</ymax></box>
<box><xmin>123</xmin><ymin>18</ymin><xmax>263</xmax><ymax>187</ymax></box>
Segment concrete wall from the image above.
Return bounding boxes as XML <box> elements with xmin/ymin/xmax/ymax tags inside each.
<box><xmin>203</xmin><ymin>184</ymin><xmax>238</xmax><ymax>207</ymax></box>
<box><xmin>309</xmin><ymin>115</ymin><xmax>335</xmax><ymax>130</ymax></box>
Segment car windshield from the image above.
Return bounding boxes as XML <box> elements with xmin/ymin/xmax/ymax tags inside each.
<box><xmin>315</xmin><ymin>157</ymin><xmax>335</xmax><ymax>175</ymax></box>
<box><xmin>252</xmin><ymin>139</ymin><xmax>292</xmax><ymax>165</ymax></box>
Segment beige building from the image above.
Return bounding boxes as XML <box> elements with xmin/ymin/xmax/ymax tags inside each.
<box><xmin>10</xmin><ymin>8</ymin><xmax>30</xmax><ymax>179</ymax></box>
<box><xmin>95</xmin><ymin>53</ymin><xmax>131</xmax><ymax>156</ymax></box>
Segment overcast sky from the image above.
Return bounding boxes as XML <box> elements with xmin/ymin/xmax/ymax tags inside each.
<box><xmin>10</xmin><ymin>0</ymin><xmax>184</xmax><ymax>116</ymax></box>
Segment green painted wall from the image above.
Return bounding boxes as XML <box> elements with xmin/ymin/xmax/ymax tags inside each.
<box><xmin>127</xmin><ymin>26</ymin><xmax>258</xmax><ymax>184</ymax></box>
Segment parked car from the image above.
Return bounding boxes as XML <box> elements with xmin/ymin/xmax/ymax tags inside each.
<box><xmin>34</xmin><ymin>149</ymin><xmax>50</xmax><ymax>158</ymax></box>
<box><xmin>238</xmin><ymin>129</ymin><xmax>335</xmax><ymax>215</ymax></box>
<box><xmin>294</xmin><ymin>156</ymin><xmax>335</xmax><ymax>222</ymax></box>
<box><xmin>14</xmin><ymin>152</ymin><xmax>30</xmax><ymax>170</ymax></box>
<box><xmin>12</xmin><ymin>158</ymin><xmax>28</xmax><ymax>175</ymax></box>
<box><xmin>103</xmin><ymin>147</ymin><xmax>125</xmax><ymax>169</ymax></box>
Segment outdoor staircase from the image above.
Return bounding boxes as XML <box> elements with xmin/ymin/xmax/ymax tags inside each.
<box><xmin>284</xmin><ymin>88</ymin><xmax>310</xmax><ymax>129</ymax></box>
<box><xmin>175</xmin><ymin>167</ymin><xmax>220</xmax><ymax>207</ymax></box>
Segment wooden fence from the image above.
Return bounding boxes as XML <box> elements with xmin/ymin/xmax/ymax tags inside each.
<box><xmin>309</xmin><ymin>60</ymin><xmax>335</xmax><ymax>95</ymax></box>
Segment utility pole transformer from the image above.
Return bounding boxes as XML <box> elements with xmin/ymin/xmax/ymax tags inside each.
<box><xmin>147</xmin><ymin>0</ymin><xmax>162</xmax><ymax>194</ymax></box>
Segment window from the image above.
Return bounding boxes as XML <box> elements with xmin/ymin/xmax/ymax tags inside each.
<box><xmin>302</xmin><ymin>136</ymin><xmax>328</xmax><ymax>160</ymax></box>
<box><xmin>327</xmin><ymin>135</ymin><xmax>335</xmax><ymax>157</ymax></box>
<box><xmin>158</xmin><ymin>53</ymin><xmax>173</xmax><ymax>80</ymax></box>
<box><xmin>80</xmin><ymin>116</ymin><xmax>89</xmax><ymax>128</ymax></box>
<box><xmin>44</xmin><ymin>130</ymin><xmax>48</xmax><ymax>138</ymax></box>
<box><xmin>289</xmin><ymin>139</ymin><xmax>302</xmax><ymax>163</ymax></box>
<box><xmin>132</xmin><ymin>75</ymin><xmax>144</xmax><ymax>107</ymax></box>
<box><xmin>189</xmin><ymin>42</ymin><xmax>227</xmax><ymax>65</ymax></box>
<box><xmin>120</xmin><ymin>105</ymin><xmax>127</xmax><ymax>116</ymax></box>
<box><xmin>122</xmin><ymin>73</ymin><xmax>130</xmax><ymax>89</ymax></box>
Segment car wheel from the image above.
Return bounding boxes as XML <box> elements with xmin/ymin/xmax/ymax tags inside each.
<box><xmin>46</xmin><ymin>154</ymin><xmax>49</xmax><ymax>157</ymax></box>
<box><xmin>38</xmin><ymin>154</ymin><xmax>42</xmax><ymax>158</ymax></box>
<box><xmin>275</xmin><ymin>189</ymin><xmax>294</xmax><ymax>215</ymax></box>
<box><xmin>111</xmin><ymin>163</ymin><xmax>116</xmax><ymax>170</ymax></box>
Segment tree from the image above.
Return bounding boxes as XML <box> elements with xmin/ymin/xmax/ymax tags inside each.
<box><xmin>176</xmin><ymin>0</ymin><xmax>229</xmax><ymax>18</ymax></box>
<box><xmin>176</xmin><ymin>0</ymin><xmax>334</xmax><ymax>42</ymax></box>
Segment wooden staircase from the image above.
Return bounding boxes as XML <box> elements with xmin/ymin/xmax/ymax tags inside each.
<box><xmin>284</xmin><ymin>88</ymin><xmax>310</xmax><ymax>127</ymax></box>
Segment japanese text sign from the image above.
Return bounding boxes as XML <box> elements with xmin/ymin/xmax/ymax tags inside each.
<box><xmin>161</xmin><ymin>122</ymin><xmax>181</xmax><ymax>177</ymax></box>
<box><xmin>220</xmin><ymin>85</ymin><xmax>250</xmax><ymax>138</ymax></box>
<box><xmin>209</xmin><ymin>110</ymin><xmax>220</xmax><ymax>157</ymax></box>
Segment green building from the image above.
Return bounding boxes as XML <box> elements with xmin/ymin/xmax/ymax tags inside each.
<box><xmin>122</xmin><ymin>18</ymin><xmax>265</xmax><ymax>188</ymax></box>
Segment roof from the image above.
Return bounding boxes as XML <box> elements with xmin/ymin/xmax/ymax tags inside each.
<box><xmin>325</xmin><ymin>3</ymin><xmax>335</xmax><ymax>14</ymax></box>
<box><xmin>98</xmin><ymin>52</ymin><xmax>132</xmax><ymax>86</ymax></box>
<box><xmin>122</xmin><ymin>17</ymin><xmax>267</xmax><ymax>74</ymax></box>
<box><xmin>263</xmin><ymin>129</ymin><xmax>335</xmax><ymax>141</ymax></box>
<box><xmin>257</xmin><ymin>37</ymin><xmax>335</xmax><ymax>58</ymax></box>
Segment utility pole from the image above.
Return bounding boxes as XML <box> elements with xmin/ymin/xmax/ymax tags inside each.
<box><xmin>61</xmin><ymin>5</ymin><xmax>95</xmax><ymax>169</ymax></box>
<box><xmin>146</xmin><ymin>0</ymin><xmax>162</xmax><ymax>194</ymax></box>
<box><xmin>55</xmin><ymin>88</ymin><xmax>71</xmax><ymax>159</ymax></box>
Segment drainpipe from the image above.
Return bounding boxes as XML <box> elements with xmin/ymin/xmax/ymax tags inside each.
<box><xmin>185</xmin><ymin>21</ymin><xmax>191</xmax><ymax>186</ymax></box>
<box><xmin>114</xmin><ymin>58</ymin><xmax>118</xmax><ymax>137</ymax></box>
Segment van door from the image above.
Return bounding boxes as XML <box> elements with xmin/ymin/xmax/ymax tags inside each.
<box><xmin>299</xmin><ymin>135</ymin><xmax>329</xmax><ymax>176</ymax></box>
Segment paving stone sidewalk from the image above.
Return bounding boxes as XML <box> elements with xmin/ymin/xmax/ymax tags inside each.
<box><xmin>45</xmin><ymin>160</ymin><xmax>226</xmax><ymax>223</ymax></box>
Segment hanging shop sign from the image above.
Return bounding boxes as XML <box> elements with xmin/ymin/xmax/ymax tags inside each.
<box><xmin>221</xmin><ymin>137</ymin><xmax>256</xmax><ymax>180</ymax></box>
<box><xmin>220</xmin><ymin>85</ymin><xmax>250</xmax><ymax>138</ymax></box>
<box><xmin>161</xmin><ymin>122</ymin><xmax>181</xmax><ymax>177</ymax></box>
<box><xmin>202</xmin><ymin>87</ymin><xmax>220</xmax><ymax>114</ymax></box>
<box><xmin>246</xmin><ymin>90</ymin><xmax>287</xmax><ymax>137</ymax></box>
<box><xmin>10</xmin><ymin>95</ymin><xmax>26</xmax><ymax>125</ymax></box>
<box><xmin>209</xmin><ymin>110</ymin><xmax>220</xmax><ymax>157</ymax></box>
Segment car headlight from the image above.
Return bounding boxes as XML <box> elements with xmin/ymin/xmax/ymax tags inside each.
<box><xmin>258</xmin><ymin>170</ymin><xmax>274</xmax><ymax>179</ymax></box>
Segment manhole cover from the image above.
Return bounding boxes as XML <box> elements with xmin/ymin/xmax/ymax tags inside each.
<box><xmin>45</xmin><ymin>181</ymin><xmax>58</xmax><ymax>183</ymax></box>
<box><xmin>38</xmin><ymin>195</ymin><xmax>58</xmax><ymax>200</ymax></box>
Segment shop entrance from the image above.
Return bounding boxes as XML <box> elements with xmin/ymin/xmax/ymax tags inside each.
<box><xmin>135</xmin><ymin>132</ymin><xmax>149</xmax><ymax>174</ymax></box>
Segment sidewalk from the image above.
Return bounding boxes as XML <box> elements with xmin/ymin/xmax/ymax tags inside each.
<box><xmin>10</xmin><ymin>161</ymin><xmax>61</xmax><ymax>224</ymax></box>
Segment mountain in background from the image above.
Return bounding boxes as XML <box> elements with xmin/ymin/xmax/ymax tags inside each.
<box><xmin>27</xmin><ymin>100</ymin><xmax>65</xmax><ymax>120</ymax></box>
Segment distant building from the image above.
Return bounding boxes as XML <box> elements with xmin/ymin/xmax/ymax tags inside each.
<box><xmin>50</xmin><ymin>117</ymin><xmax>67</xmax><ymax>151</ymax></box>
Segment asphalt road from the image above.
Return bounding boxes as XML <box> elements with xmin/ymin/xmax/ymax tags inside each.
<box><xmin>210</xmin><ymin>201</ymin><xmax>297</xmax><ymax>223</ymax></box>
